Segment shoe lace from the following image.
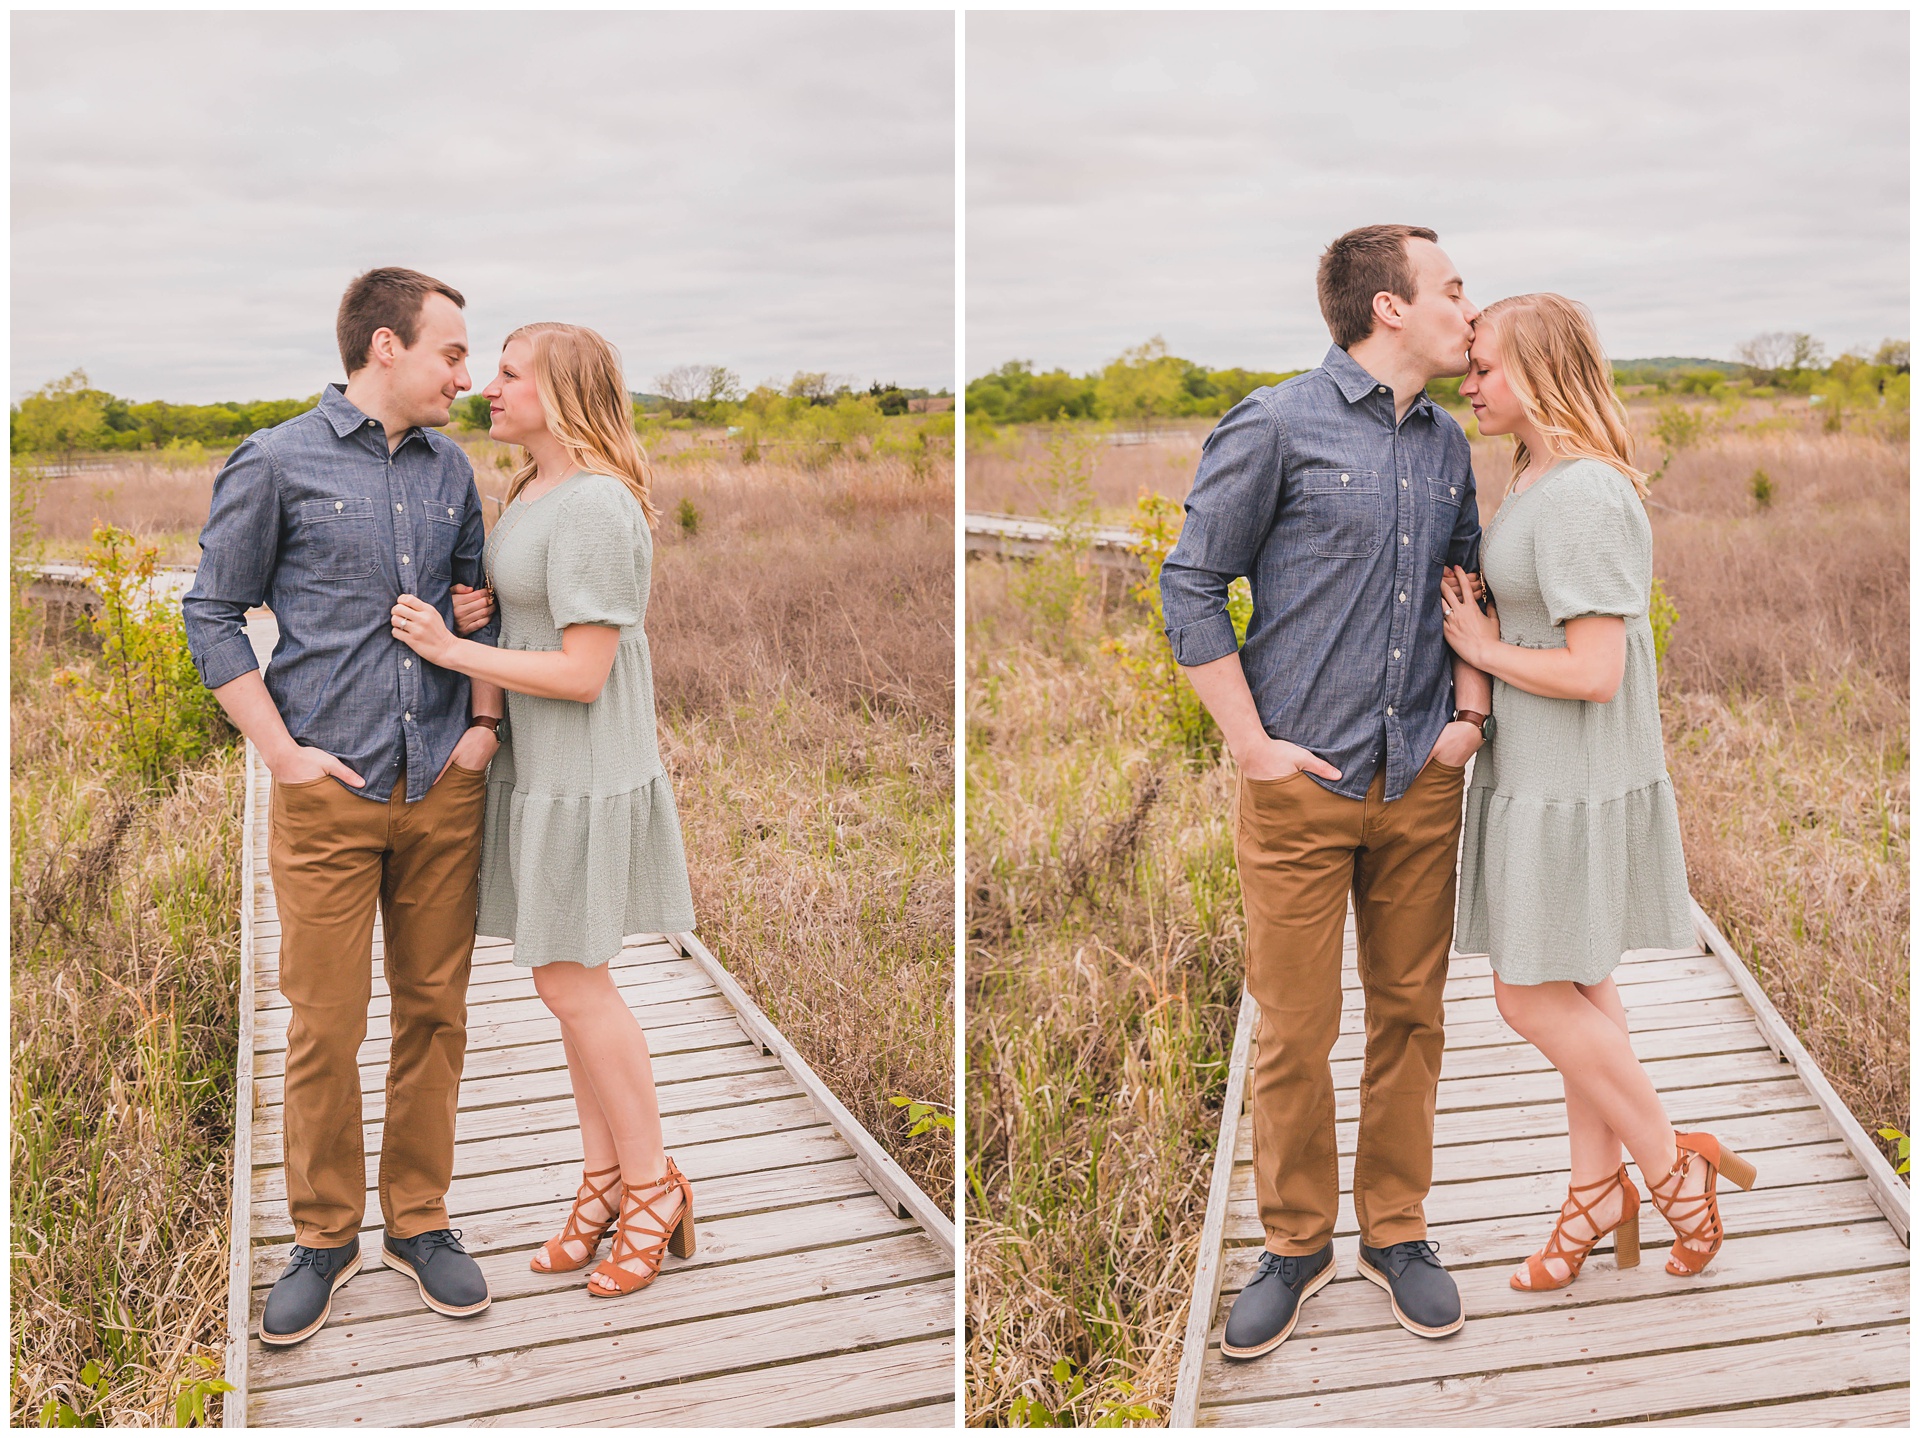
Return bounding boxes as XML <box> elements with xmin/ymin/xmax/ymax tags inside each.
<box><xmin>284</xmin><ymin>1244</ymin><xmax>325</xmax><ymax>1274</ymax></box>
<box><xmin>1253</xmin><ymin>1250</ymin><xmax>1306</xmax><ymax>1285</ymax></box>
<box><xmin>408</xmin><ymin>1228</ymin><xmax>468</xmax><ymax>1259</ymax></box>
<box><xmin>1385</xmin><ymin>1239</ymin><xmax>1443</xmax><ymax>1272</ymax></box>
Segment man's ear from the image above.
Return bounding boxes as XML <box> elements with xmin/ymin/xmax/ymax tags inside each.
<box><xmin>1371</xmin><ymin>290</ymin><xmax>1406</xmax><ymax>335</ymax></box>
<box><xmin>367</xmin><ymin>326</ymin><xmax>400</xmax><ymax>370</ymax></box>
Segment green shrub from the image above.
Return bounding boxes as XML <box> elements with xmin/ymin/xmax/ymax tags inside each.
<box><xmin>52</xmin><ymin>526</ymin><xmax>230</xmax><ymax>786</ymax></box>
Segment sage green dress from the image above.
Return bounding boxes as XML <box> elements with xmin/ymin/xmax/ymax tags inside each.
<box><xmin>1455</xmin><ymin>458</ymin><xmax>1693</xmax><ymax>985</ymax></box>
<box><xmin>476</xmin><ymin>471</ymin><xmax>696</xmax><ymax>967</ymax></box>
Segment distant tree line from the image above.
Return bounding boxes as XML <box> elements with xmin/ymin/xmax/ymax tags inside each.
<box><xmin>967</xmin><ymin>338</ymin><xmax>1303</xmax><ymax>426</ymax></box>
<box><xmin>10</xmin><ymin>369</ymin><xmax>316</xmax><ymax>460</ymax></box>
<box><xmin>628</xmin><ymin>365</ymin><xmax>949</xmax><ymax>424</ymax></box>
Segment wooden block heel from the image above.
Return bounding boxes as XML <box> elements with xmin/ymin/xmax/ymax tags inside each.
<box><xmin>1717</xmin><ymin>1146</ymin><xmax>1758</xmax><ymax>1191</ymax></box>
<box><xmin>1613</xmin><ymin>1205</ymin><xmax>1640</xmax><ymax>1269</ymax></box>
<box><xmin>668</xmin><ymin>1191</ymin><xmax>696</xmax><ymax>1259</ymax></box>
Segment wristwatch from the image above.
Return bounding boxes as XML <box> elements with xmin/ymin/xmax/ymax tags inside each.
<box><xmin>1453</xmin><ymin>708</ymin><xmax>1496</xmax><ymax>743</ymax></box>
<box><xmin>468</xmin><ymin>715</ymin><xmax>501</xmax><ymax>735</ymax></box>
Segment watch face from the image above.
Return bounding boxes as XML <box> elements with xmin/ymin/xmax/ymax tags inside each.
<box><xmin>1482</xmin><ymin>713</ymin><xmax>1497</xmax><ymax>744</ymax></box>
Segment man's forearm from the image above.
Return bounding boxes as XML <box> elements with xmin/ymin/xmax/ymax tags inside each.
<box><xmin>1452</xmin><ymin>654</ymin><xmax>1492</xmax><ymax>714</ymax></box>
<box><xmin>1180</xmin><ymin>652</ymin><xmax>1271</xmax><ymax>759</ymax></box>
<box><xmin>469</xmin><ymin>678</ymin><xmax>505</xmax><ymax>722</ymax></box>
<box><xmin>210</xmin><ymin>671</ymin><xmax>303</xmax><ymax>765</ymax></box>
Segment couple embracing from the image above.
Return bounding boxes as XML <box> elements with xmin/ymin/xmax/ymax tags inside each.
<box><xmin>1163</xmin><ymin>225</ymin><xmax>1760</xmax><ymax>1359</ymax></box>
<box><xmin>184</xmin><ymin>268</ymin><xmax>698</xmax><ymax>1348</ymax></box>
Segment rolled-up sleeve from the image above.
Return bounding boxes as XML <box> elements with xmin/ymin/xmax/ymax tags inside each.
<box><xmin>1160</xmin><ymin>396</ymin><xmax>1283</xmax><ymax>666</ymax></box>
<box><xmin>182</xmin><ymin>436</ymin><xmax>278</xmax><ymax>690</ymax></box>
<box><xmin>1448</xmin><ymin>440</ymin><xmax>1483</xmax><ymax>572</ymax></box>
<box><xmin>452</xmin><ymin>469</ymin><xmax>500</xmax><ymax>647</ymax></box>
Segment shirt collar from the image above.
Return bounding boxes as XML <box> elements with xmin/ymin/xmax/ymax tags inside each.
<box><xmin>1322</xmin><ymin>344</ymin><xmax>1437</xmax><ymax>420</ymax></box>
<box><xmin>319</xmin><ymin>382</ymin><xmax>433</xmax><ymax>448</ymax></box>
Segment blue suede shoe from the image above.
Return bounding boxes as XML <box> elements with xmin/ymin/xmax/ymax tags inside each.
<box><xmin>1358</xmin><ymin>1239</ymin><xmax>1464</xmax><ymax>1337</ymax></box>
<box><xmin>1221</xmin><ymin>1242</ymin><xmax>1336</xmax><ymax>1360</ymax></box>
<box><xmin>383</xmin><ymin>1228</ymin><xmax>490</xmax><ymax>1317</ymax></box>
<box><xmin>260</xmin><ymin>1237</ymin><xmax>361</xmax><ymax>1347</ymax></box>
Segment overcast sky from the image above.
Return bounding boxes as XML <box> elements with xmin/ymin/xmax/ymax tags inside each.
<box><xmin>13</xmin><ymin>11</ymin><xmax>953</xmax><ymax>403</ymax></box>
<box><xmin>969</xmin><ymin>11</ymin><xmax>1908</xmax><ymax>377</ymax></box>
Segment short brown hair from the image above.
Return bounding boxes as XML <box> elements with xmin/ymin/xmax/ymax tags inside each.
<box><xmin>1317</xmin><ymin>225</ymin><xmax>1438</xmax><ymax>349</ymax></box>
<box><xmin>336</xmin><ymin>267</ymin><xmax>465</xmax><ymax>375</ymax></box>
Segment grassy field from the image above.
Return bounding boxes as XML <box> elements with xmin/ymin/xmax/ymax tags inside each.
<box><xmin>963</xmin><ymin>396</ymin><xmax>1909</xmax><ymax>1424</ymax></box>
<box><xmin>11</xmin><ymin>433</ymin><xmax>954</xmax><ymax>1425</ymax></box>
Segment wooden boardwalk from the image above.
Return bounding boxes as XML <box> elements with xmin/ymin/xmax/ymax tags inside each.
<box><xmin>1173</xmin><ymin>885</ymin><xmax>1911</xmax><ymax>1425</ymax></box>
<box><xmin>222</xmin><ymin>745</ymin><xmax>955</xmax><ymax>1427</ymax></box>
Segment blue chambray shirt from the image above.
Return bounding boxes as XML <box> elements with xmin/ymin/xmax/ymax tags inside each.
<box><xmin>1161</xmin><ymin>345</ymin><xmax>1481</xmax><ymax>803</ymax></box>
<box><xmin>183</xmin><ymin>384</ymin><xmax>499</xmax><ymax>803</ymax></box>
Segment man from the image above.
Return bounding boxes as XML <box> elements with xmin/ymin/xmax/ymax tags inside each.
<box><xmin>184</xmin><ymin>267</ymin><xmax>506</xmax><ymax>1347</ymax></box>
<box><xmin>1162</xmin><ymin>225</ymin><xmax>1493</xmax><ymax>1357</ymax></box>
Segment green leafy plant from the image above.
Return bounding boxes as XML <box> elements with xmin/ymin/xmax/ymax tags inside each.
<box><xmin>675</xmin><ymin>496</ymin><xmax>701</xmax><ymax>537</ymax></box>
<box><xmin>889</xmin><ymin>1093</ymin><xmax>954</xmax><ymax>1138</ymax></box>
<box><xmin>1749</xmin><ymin>468</ymin><xmax>1775</xmax><ymax>509</ymax></box>
<box><xmin>1646</xmin><ymin>402</ymin><xmax>1707</xmax><ymax>484</ymax></box>
<box><xmin>1876</xmin><ymin>1127</ymin><xmax>1910</xmax><ymax>1175</ymax></box>
<box><xmin>170</xmin><ymin>1355</ymin><xmax>234</xmax><ymax>1428</ymax></box>
<box><xmin>52</xmin><ymin>525</ymin><xmax>229</xmax><ymax>785</ymax></box>
<box><xmin>38</xmin><ymin>1361</ymin><xmax>110</xmax><ymax>1427</ymax></box>
<box><xmin>1648</xmin><ymin>575</ymin><xmax>1679</xmax><ymax>672</ymax></box>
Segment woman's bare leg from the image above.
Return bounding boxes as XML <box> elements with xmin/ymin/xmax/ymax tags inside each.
<box><xmin>532</xmin><ymin>960</ymin><xmax>683</xmax><ymax>1289</ymax></box>
<box><xmin>536</xmin><ymin>1028</ymin><xmax>623</xmax><ymax>1269</ymax></box>
<box><xmin>1496</xmin><ymin>974</ymin><xmax>1707</xmax><ymax>1284</ymax></box>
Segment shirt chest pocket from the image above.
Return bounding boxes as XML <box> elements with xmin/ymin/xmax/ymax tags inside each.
<box><xmin>1425</xmin><ymin>475</ymin><xmax>1464</xmax><ymax>560</ymax></box>
<box><xmin>423</xmin><ymin>501</ymin><xmax>466</xmax><ymax>578</ymax></box>
<box><xmin>1297</xmin><ymin>468</ymin><xmax>1385</xmax><ymax>559</ymax></box>
<box><xmin>296</xmin><ymin>495</ymin><xmax>376</xmax><ymax>580</ymax></box>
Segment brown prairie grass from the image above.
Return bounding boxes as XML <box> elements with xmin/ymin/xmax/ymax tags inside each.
<box><xmin>964</xmin><ymin>408</ymin><xmax>1908</xmax><ymax>1425</ymax></box>
<box><xmin>11</xmin><ymin>619</ymin><xmax>245</xmax><ymax>1426</ymax></box>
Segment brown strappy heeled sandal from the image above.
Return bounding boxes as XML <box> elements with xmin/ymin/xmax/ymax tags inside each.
<box><xmin>1647</xmin><ymin>1132</ymin><xmax>1758</xmax><ymax>1276</ymax></box>
<box><xmin>588</xmin><ymin>1157</ymin><xmax>695</xmax><ymax>1298</ymax></box>
<box><xmin>1512</xmin><ymin>1164</ymin><xmax>1641</xmax><ymax>1292</ymax></box>
<box><xmin>529</xmin><ymin>1163</ymin><xmax>623</xmax><ymax>1274</ymax></box>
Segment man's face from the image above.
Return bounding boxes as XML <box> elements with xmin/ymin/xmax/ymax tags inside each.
<box><xmin>1396</xmin><ymin>240</ymin><xmax>1479</xmax><ymax>380</ymax></box>
<box><xmin>387</xmin><ymin>292</ymin><xmax>471</xmax><ymax>429</ymax></box>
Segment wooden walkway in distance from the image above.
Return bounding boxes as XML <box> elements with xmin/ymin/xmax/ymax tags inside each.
<box><xmin>1173</xmin><ymin>883</ymin><xmax>1911</xmax><ymax>1424</ymax></box>
<box><xmin>222</xmin><ymin>745</ymin><xmax>955</xmax><ymax>1427</ymax></box>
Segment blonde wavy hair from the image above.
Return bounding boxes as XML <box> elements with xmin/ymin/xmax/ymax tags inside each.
<box><xmin>1476</xmin><ymin>293</ymin><xmax>1649</xmax><ymax>500</ymax></box>
<box><xmin>501</xmin><ymin>322</ymin><xmax>661</xmax><ymax>526</ymax></box>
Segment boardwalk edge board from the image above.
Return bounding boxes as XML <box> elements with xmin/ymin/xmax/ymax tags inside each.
<box><xmin>1688</xmin><ymin>898</ymin><xmax>1909</xmax><ymax>1246</ymax></box>
<box><xmin>1169</xmin><ymin>990</ymin><xmax>1256</xmax><ymax>1429</ymax></box>
<box><xmin>222</xmin><ymin>744</ymin><xmax>263</xmax><ymax>1427</ymax></box>
<box><xmin>666</xmin><ymin>929</ymin><xmax>956</xmax><ymax>1262</ymax></box>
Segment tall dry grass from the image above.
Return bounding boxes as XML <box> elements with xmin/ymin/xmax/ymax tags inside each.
<box><xmin>11</xmin><ymin>610</ymin><xmax>245</xmax><ymax>1426</ymax></box>
<box><xmin>964</xmin><ymin>404</ymin><xmax>1909</xmax><ymax>1425</ymax></box>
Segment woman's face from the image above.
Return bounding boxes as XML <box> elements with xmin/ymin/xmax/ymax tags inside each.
<box><xmin>482</xmin><ymin>338</ymin><xmax>547</xmax><ymax>446</ymax></box>
<box><xmin>1461</xmin><ymin>323</ymin><xmax>1527</xmax><ymax>438</ymax></box>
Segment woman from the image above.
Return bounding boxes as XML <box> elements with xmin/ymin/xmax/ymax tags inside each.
<box><xmin>1443</xmin><ymin>294</ymin><xmax>1756</xmax><ymax>1293</ymax></box>
<box><xmin>391</xmin><ymin>322</ymin><xmax>698</xmax><ymax>1298</ymax></box>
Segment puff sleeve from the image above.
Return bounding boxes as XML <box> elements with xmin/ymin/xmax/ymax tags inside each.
<box><xmin>1532</xmin><ymin>461</ymin><xmax>1652</xmax><ymax>627</ymax></box>
<box><xmin>546</xmin><ymin>474</ymin><xmax>646</xmax><ymax>630</ymax></box>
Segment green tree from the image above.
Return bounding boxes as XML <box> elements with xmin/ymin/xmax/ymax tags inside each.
<box><xmin>1094</xmin><ymin>337</ymin><xmax>1187</xmax><ymax>430</ymax></box>
<box><xmin>10</xmin><ymin>369</ymin><xmax>111</xmax><ymax>460</ymax></box>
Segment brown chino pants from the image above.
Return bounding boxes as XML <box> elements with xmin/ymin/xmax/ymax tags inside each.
<box><xmin>268</xmin><ymin>759</ymin><xmax>488</xmax><ymax>1248</ymax></box>
<box><xmin>1235</xmin><ymin>754</ymin><xmax>1465</xmax><ymax>1254</ymax></box>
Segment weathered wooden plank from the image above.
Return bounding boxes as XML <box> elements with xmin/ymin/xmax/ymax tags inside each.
<box><xmin>252</xmin><ymin>997</ymin><xmax>743</xmax><ymax>1075</ymax></box>
<box><xmin>1225</xmin><ymin>1141</ymin><xmax>1869</xmax><ymax>1240</ymax></box>
<box><xmin>1210</xmin><ymin>1220</ymin><xmax>1910</xmax><ymax>1343</ymax></box>
<box><xmin>252</xmin><ymin>939</ymin><xmax>684</xmax><ymax>1001</ymax></box>
<box><xmin>1199</xmin><ymin>1268</ymin><xmax>1907</xmax><ymax>1407</ymax></box>
<box><xmin>221</xmin><ymin>746</ymin><xmax>263</xmax><ymax>1428</ymax></box>
<box><xmin>1233</xmin><ymin>1104</ymin><xmax>1847</xmax><ymax>1196</ymax></box>
<box><xmin>251</xmin><ymin>1115</ymin><xmax>858</xmax><ymax>1238</ymax></box>
<box><xmin>249</xmin><ymin>1126</ymin><xmax>859</xmax><ymax>1287</ymax></box>
<box><xmin>251</xmin><ymin>990</ymin><xmax>736</xmax><ymax>1057</ymax></box>
<box><xmin>249</xmin><ymin>1281</ymin><xmax>953</xmax><ymax>1426</ymax></box>
<box><xmin>1395</xmin><ymin>994</ymin><xmax>1761</xmax><ymax>1059</ymax></box>
<box><xmin>1220</xmin><ymin>1178</ymin><xmax>1884</xmax><ymax>1269</ymax></box>
<box><xmin>1197</xmin><ymin>1323</ymin><xmax>1910</xmax><ymax>1427</ymax></box>
<box><xmin>251</xmin><ymin>1230</ymin><xmax>949</xmax><ymax>1390</ymax></box>
<box><xmin>251</xmin><ymin>954</ymin><xmax>705</xmax><ymax>1019</ymax></box>
<box><xmin>1613</xmin><ymin>1386</ymin><xmax>1910</xmax><ymax>1427</ymax></box>
<box><xmin>250</xmin><ymin>1068</ymin><xmax>805</xmax><ymax>1167</ymax></box>
<box><xmin>251</xmin><ymin>1018</ymin><xmax>754</xmax><ymax>1103</ymax></box>
<box><xmin>825</xmin><ymin>1399</ymin><xmax>958</xmax><ymax>1427</ymax></box>
<box><xmin>439</xmin><ymin>1338</ymin><xmax>957</xmax><ymax>1428</ymax></box>
<box><xmin>1171</xmin><ymin>990</ymin><xmax>1255</xmax><ymax>1427</ymax></box>
<box><xmin>253</xmin><ymin>1039</ymin><xmax>779</xmax><ymax>1119</ymax></box>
